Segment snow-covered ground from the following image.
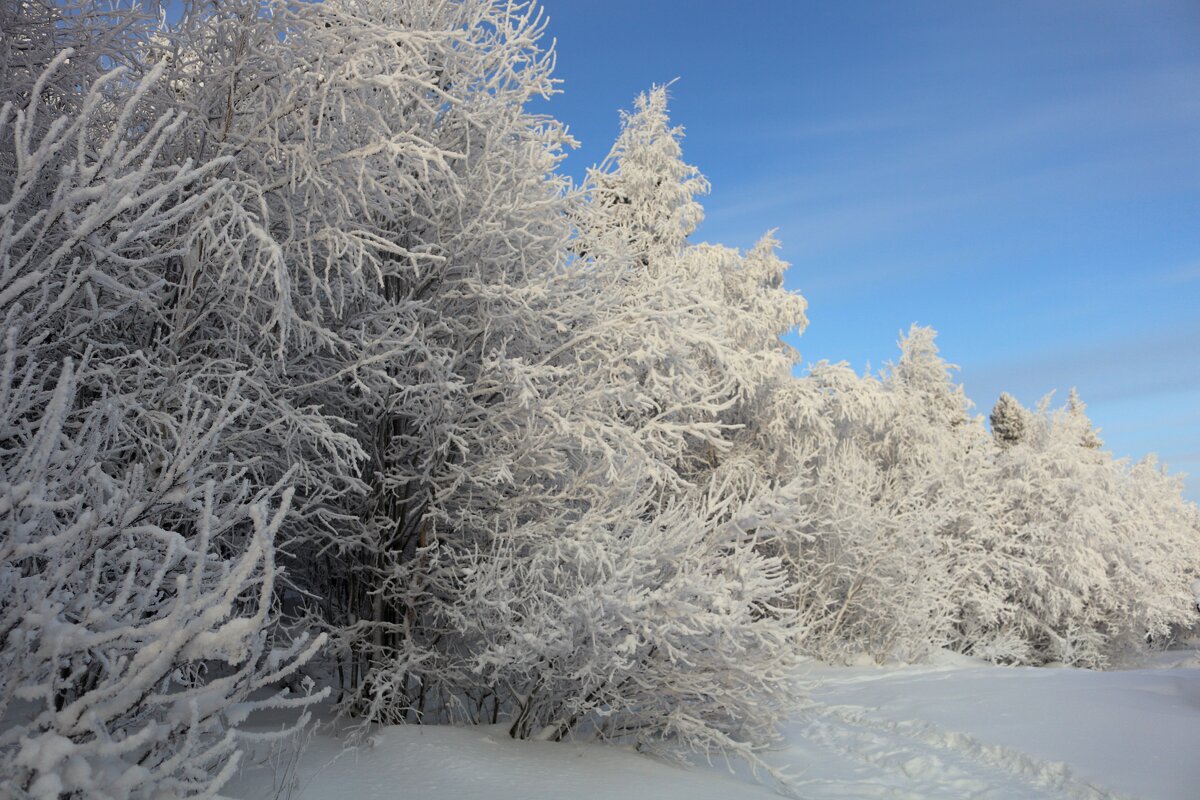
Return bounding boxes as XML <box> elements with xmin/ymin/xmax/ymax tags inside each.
<box><xmin>225</xmin><ymin>651</ymin><xmax>1200</xmax><ymax>800</ymax></box>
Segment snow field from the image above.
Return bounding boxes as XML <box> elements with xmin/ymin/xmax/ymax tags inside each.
<box><xmin>226</xmin><ymin>655</ymin><xmax>1200</xmax><ymax>800</ymax></box>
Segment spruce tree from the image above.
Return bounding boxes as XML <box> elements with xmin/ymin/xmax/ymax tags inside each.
<box><xmin>990</xmin><ymin>392</ymin><xmax>1029</xmax><ymax>448</ymax></box>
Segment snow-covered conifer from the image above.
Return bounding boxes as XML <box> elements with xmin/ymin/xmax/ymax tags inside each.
<box><xmin>990</xmin><ymin>392</ymin><xmax>1029</xmax><ymax>448</ymax></box>
<box><xmin>400</xmin><ymin>85</ymin><xmax>809</xmax><ymax>771</ymax></box>
<box><xmin>582</xmin><ymin>86</ymin><xmax>708</xmax><ymax>263</ymax></box>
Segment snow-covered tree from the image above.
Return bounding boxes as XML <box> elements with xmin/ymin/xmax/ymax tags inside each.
<box><xmin>385</xmin><ymin>85</ymin><xmax>810</xmax><ymax>772</ymax></box>
<box><xmin>760</xmin><ymin>327</ymin><xmax>994</xmax><ymax>663</ymax></box>
<box><xmin>990</xmin><ymin>392</ymin><xmax>1028</xmax><ymax>448</ymax></box>
<box><xmin>974</xmin><ymin>391</ymin><xmax>1199</xmax><ymax>666</ymax></box>
<box><xmin>581</xmin><ymin>85</ymin><xmax>708</xmax><ymax>263</ymax></box>
<box><xmin>213</xmin><ymin>0</ymin><xmax>585</xmax><ymax>723</ymax></box>
<box><xmin>575</xmin><ymin>86</ymin><xmax>808</xmax><ymax>495</ymax></box>
<box><xmin>1064</xmin><ymin>388</ymin><xmax>1104</xmax><ymax>451</ymax></box>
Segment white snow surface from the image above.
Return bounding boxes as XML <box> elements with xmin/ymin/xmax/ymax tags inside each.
<box><xmin>225</xmin><ymin>652</ymin><xmax>1200</xmax><ymax>800</ymax></box>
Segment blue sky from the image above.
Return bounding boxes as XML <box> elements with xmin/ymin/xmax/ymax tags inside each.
<box><xmin>534</xmin><ymin>0</ymin><xmax>1200</xmax><ymax>498</ymax></box>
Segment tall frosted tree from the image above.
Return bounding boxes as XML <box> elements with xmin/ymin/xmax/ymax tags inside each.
<box><xmin>406</xmin><ymin>86</ymin><xmax>810</xmax><ymax>775</ymax></box>
<box><xmin>582</xmin><ymin>86</ymin><xmax>708</xmax><ymax>263</ymax></box>
<box><xmin>576</xmin><ymin>86</ymin><xmax>809</xmax><ymax>496</ymax></box>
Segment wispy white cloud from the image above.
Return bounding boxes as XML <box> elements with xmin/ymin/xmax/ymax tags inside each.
<box><xmin>705</xmin><ymin>144</ymin><xmax>1195</xmax><ymax>272</ymax></box>
<box><xmin>706</xmin><ymin>113</ymin><xmax>917</xmax><ymax>144</ymax></box>
<box><xmin>1154</xmin><ymin>263</ymin><xmax>1200</xmax><ymax>286</ymax></box>
<box><xmin>962</xmin><ymin>324</ymin><xmax>1200</xmax><ymax>406</ymax></box>
<box><xmin>702</xmin><ymin>62</ymin><xmax>1200</xmax><ymax>258</ymax></box>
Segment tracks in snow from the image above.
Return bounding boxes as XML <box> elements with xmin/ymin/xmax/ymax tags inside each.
<box><xmin>782</xmin><ymin>703</ymin><xmax>1127</xmax><ymax>800</ymax></box>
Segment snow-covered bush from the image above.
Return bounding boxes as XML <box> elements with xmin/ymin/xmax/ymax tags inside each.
<box><xmin>0</xmin><ymin>48</ymin><xmax>324</xmax><ymax>797</ymax></box>
<box><xmin>0</xmin><ymin>361</ymin><xmax>322</xmax><ymax>799</ymax></box>
<box><xmin>195</xmin><ymin>0</ymin><xmax>586</xmax><ymax>723</ymax></box>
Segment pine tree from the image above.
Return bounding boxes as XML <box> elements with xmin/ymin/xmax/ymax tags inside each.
<box><xmin>990</xmin><ymin>392</ymin><xmax>1029</xmax><ymax>447</ymax></box>
<box><xmin>583</xmin><ymin>85</ymin><xmax>708</xmax><ymax>264</ymax></box>
<box><xmin>421</xmin><ymin>86</ymin><xmax>808</xmax><ymax>775</ymax></box>
<box><xmin>1066</xmin><ymin>388</ymin><xmax>1104</xmax><ymax>450</ymax></box>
